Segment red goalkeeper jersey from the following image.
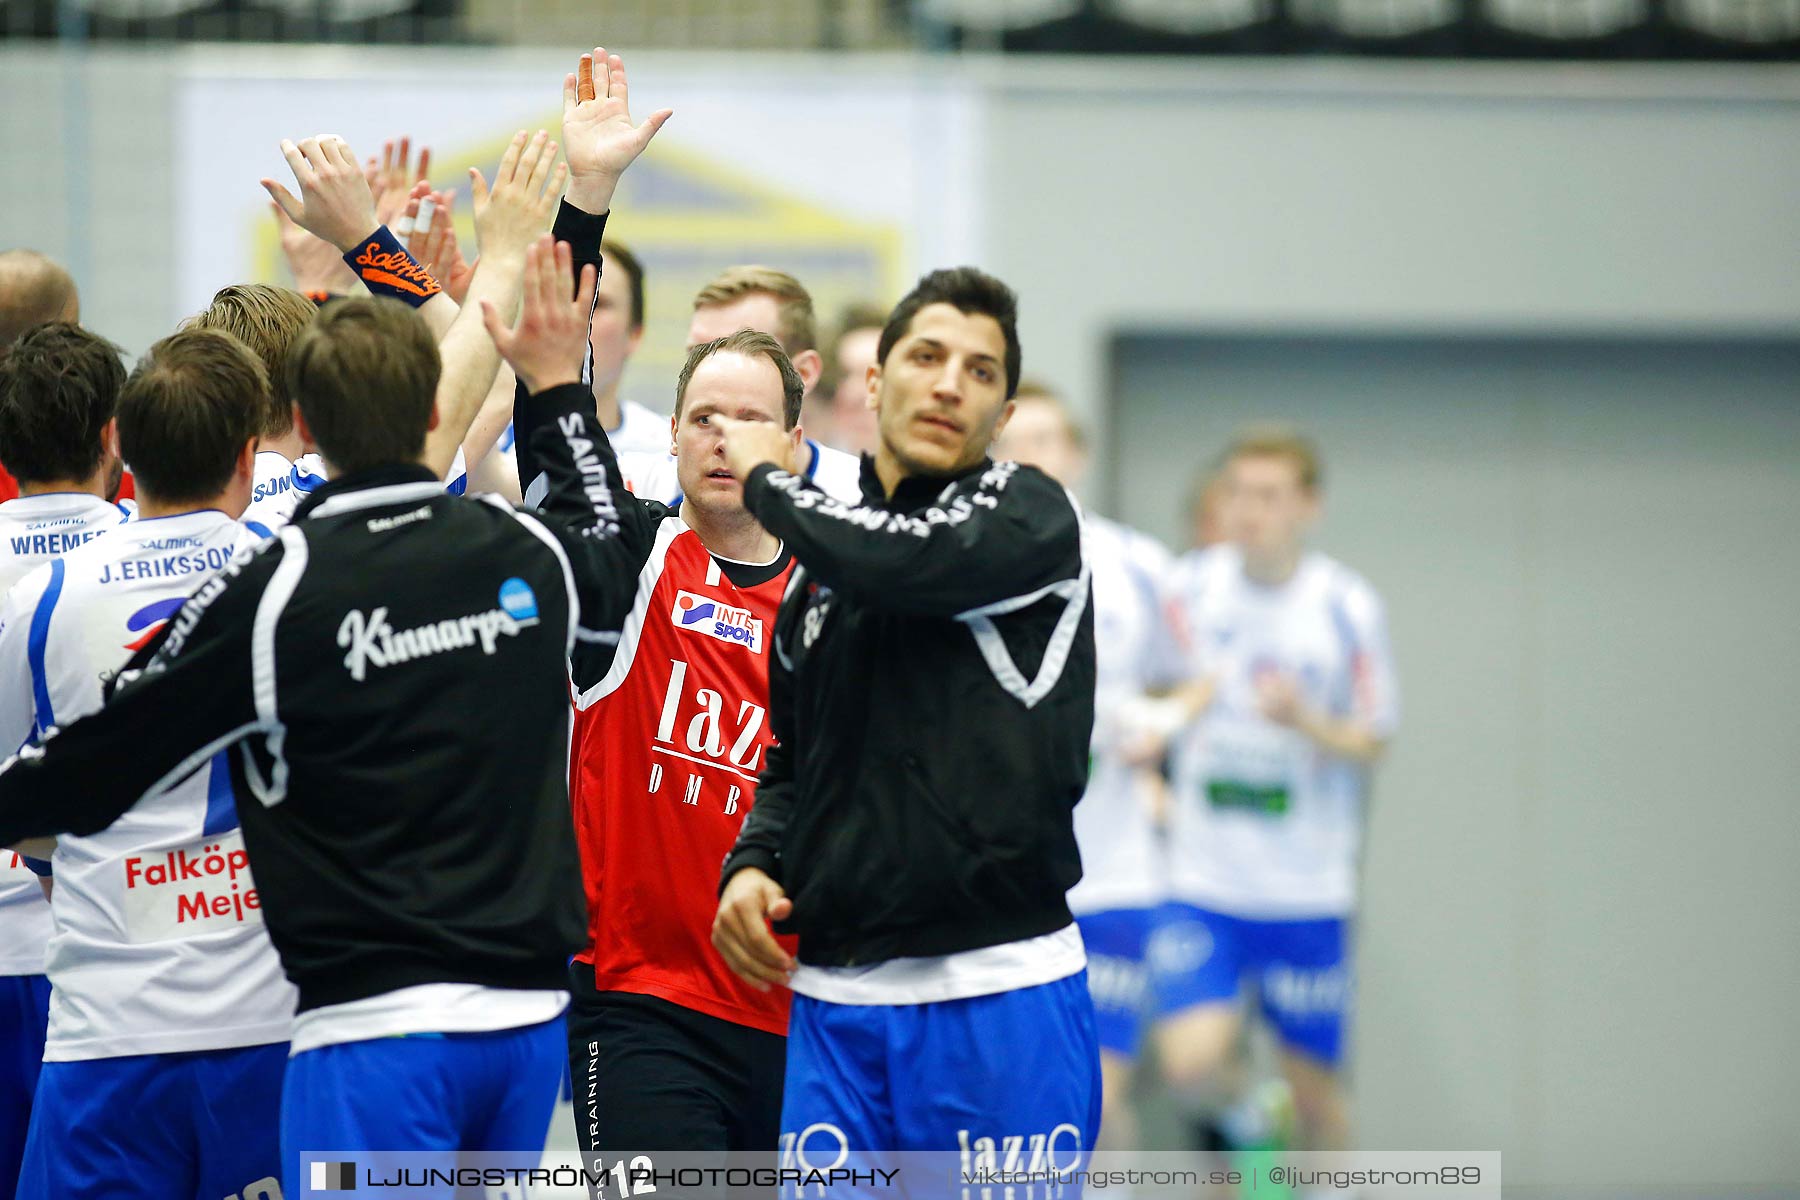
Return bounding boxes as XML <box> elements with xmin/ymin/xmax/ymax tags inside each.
<box><xmin>569</xmin><ymin>519</ymin><xmax>796</xmax><ymax>1035</ymax></box>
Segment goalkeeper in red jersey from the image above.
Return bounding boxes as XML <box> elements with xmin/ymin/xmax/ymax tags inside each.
<box><xmin>506</xmin><ymin>48</ymin><xmax>805</xmax><ymax>1165</ymax></box>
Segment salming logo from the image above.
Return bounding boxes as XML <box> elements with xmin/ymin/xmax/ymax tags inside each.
<box><xmin>764</xmin><ymin>470</ymin><xmax>998</xmax><ymax>537</ymax></box>
<box><xmin>352</xmin><ymin>240</ymin><xmax>441</xmax><ymax>298</ymax></box>
<box><xmin>557</xmin><ymin>413</ymin><xmax>622</xmax><ymax>539</ymax></box>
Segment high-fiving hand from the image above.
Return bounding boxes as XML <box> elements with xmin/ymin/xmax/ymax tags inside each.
<box><xmin>271</xmin><ymin>201</ymin><xmax>359</xmax><ymax>296</ymax></box>
<box><xmin>562</xmin><ymin>47</ymin><xmax>672</xmax><ymax>213</ymax></box>
<box><xmin>262</xmin><ymin>135</ymin><xmax>380</xmax><ymax>253</ymax></box>
<box><xmin>366</xmin><ymin>136</ymin><xmax>432</xmax><ymax>228</ymax></box>
<box><xmin>480</xmin><ymin>235</ymin><xmax>596</xmax><ymax>394</ymax></box>
<box><xmin>401</xmin><ymin>188</ymin><xmax>477</xmax><ymax>305</ymax></box>
<box><xmin>468</xmin><ymin>130</ymin><xmax>567</xmax><ymax>267</ymax></box>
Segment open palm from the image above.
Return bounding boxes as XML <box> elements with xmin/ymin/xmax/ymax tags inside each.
<box><xmin>562</xmin><ymin>47</ymin><xmax>671</xmax><ymax>184</ymax></box>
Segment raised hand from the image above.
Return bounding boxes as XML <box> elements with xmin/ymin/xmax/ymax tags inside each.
<box><xmin>402</xmin><ymin>188</ymin><xmax>477</xmax><ymax>305</ymax></box>
<box><xmin>561</xmin><ymin>47</ymin><xmax>672</xmax><ymax>213</ymax></box>
<box><xmin>367</xmin><ymin>136</ymin><xmax>433</xmax><ymax>227</ymax></box>
<box><xmin>261</xmin><ymin>135</ymin><xmax>379</xmax><ymax>253</ymax></box>
<box><xmin>480</xmin><ymin>235</ymin><xmax>596</xmax><ymax>394</ymax></box>
<box><xmin>271</xmin><ymin>201</ymin><xmax>359</xmax><ymax>296</ymax></box>
<box><xmin>468</xmin><ymin>130</ymin><xmax>567</xmax><ymax>267</ymax></box>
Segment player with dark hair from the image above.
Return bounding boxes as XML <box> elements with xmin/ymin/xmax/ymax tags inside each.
<box><xmin>0</xmin><ymin>327</ymin><xmax>288</xmax><ymax>1200</ymax></box>
<box><xmin>0</xmin><ymin>319</ymin><xmax>129</xmax><ymax>1200</ymax></box>
<box><xmin>712</xmin><ymin>266</ymin><xmax>1102</xmax><ymax>1161</ymax></box>
<box><xmin>0</xmin><ymin>324</ymin><xmax>126</xmax><ymax>532</ymax></box>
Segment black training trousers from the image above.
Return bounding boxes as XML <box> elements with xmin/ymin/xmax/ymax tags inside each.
<box><xmin>565</xmin><ymin>961</ymin><xmax>786</xmax><ymax>1183</ymax></box>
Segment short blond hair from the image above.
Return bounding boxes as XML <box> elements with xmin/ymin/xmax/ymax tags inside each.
<box><xmin>693</xmin><ymin>266</ymin><xmax>816</xmax><ymax>355</ymax></box>
<box><xmin>185</xmin><ymin>284</ymin><xmax>317</xmax><ymax>439</ymax></box>
<box><xmin>1224</xmin><ymin>424</ymin><xmax>1323</xmax><ymax>492</ymax></box>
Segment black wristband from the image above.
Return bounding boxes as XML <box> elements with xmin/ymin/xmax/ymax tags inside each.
<box><xmin>342</xmin><ymin>226</ymin><xmax>442</xmax><ymax>307</ymax></box>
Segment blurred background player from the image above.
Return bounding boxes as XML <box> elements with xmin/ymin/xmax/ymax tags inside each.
<box><xmin>714</xmin><ymin>268</ymin><xmax>1101</xmax><ymax>1161</ymax></box>
<box><xmin>0</xmin><ymin>328</ymin><xmax>293</xmax><ymax>1200</ymax></box>
<box><xmin>184</xmin><ymin>283</ymin><xmax>329</xmax><ymax>532</ymax></box>
<box><xmin>587</xmin><ymin>239</ymin><xmax>673</xmax><ymax>456</ymax></box>
<box><xmin>0</xmin><ymin>252</ymin><xmax>89</xmax><ymax>506</ymax></box>
<box><xmin>820</xmin><ymin>302</ymin><xmax>886</xmax><ymax>457</ymax></box>
<box><xmin>0</xmin><ymin>320</ymin><xmax>127</xmax><ymax>1200</ymax></box>
<box><xmin>474</xmin><ymin>232</ymin><xmax>663</xmax><ymax>503</ymax></box>
<box><xmin>1185</xmin><ymin>464</ymin><xmax>1229</xmax><ymax>553</ymax></box>
<box><xmin>993</xmin><ymin>382</ymin><xmax>1200</xmax><ymax>1151</ymax></box>
<box><xmin>504</xmin><ymin>54</ymin><xmax>794</xmax><ymax>1166</ymax></box>
<box><xmin>615</xmin><ymin>265</ymin><xmax>861</xmax><ymax>506</ymax></box>
<box><xmin>1153</xmin><ymin>426</ymin><xmax>1400</xmax><ymax>1159</ymax></box>
<box><xmin>0</xmin><ymin>252</ymin><xmax>78</xmax><ymax>353</ymax></box>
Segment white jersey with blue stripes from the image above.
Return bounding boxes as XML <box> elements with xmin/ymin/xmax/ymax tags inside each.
<box><xmin>1067</xmin><ymin>515</ymin><xmax>1186</xmax><ymax>916</ymax></box>
<box><xmin>1165</xmin><ymin>545</ymin><xmax>1400</xmax><ymax>918</ymax></box>
<box><xmin>0</xmin><ymin>491</ymin><xmax>130</xmax><ymax>977</ymax></box>
<box><xmin>241</xmin><ymin>450</ymin><xmax>328</xmax><ymax>534</ymax></box>
<box><xmin>0</xmin><ymin>510</ymin><xmax>295</xmax><ymax>1059</ymax></box>
<box><xmin>249</xmin><ymin>449</ymin><xmax>475</xmax><ymax>518</ymax></box>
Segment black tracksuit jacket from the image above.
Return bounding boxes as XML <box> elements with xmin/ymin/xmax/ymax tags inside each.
<box><xmin>0</xmin><ymin>402</ymin><xmax>634</xmax><ymax>1015</ymax></box>
<box><xmin>719</xmin><ymin>455</ymin><xmax>1096</xmax><ymax>967</ymax></box>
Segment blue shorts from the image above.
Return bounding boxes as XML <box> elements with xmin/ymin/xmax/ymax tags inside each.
<box><xmin>0</xmin><ymin>975</ymin><xmax>50</xmax><ymax>1200</ymax></box>
<box><xmin>1073</xmin><ymin>910</ymin><xmax>1155</xmax><ymax>1059</ymax></box>
<box><xmin>781</xmin><ymin>971</ymin><xmax>1101</xmax><ymax>1195</ymax></box>
<box><xmin>1149</xmin><ymin>902</ymin><xmax>1352</xmax><ymax>1067</ymax></box>
<box><xmin>18</xmin><ymin>1040</ymin><xmax>287</xmax><ymax>1200</ymax></box>
<box><xmin>282</xmin><ymin>1017</ymin><xmax>564</xmax><ymax>1199</ymax></box>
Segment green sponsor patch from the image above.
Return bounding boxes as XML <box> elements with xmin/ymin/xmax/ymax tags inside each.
<box><xmin>1206</xmin><ymin>780</ymin><xmax>1290</xmax><ymax>815</ymax></box>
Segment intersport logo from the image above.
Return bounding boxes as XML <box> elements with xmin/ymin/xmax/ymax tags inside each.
<box><xmin>337</xmin><ymin>579</ymin><xmax>539</xmax><ymax>682</ymax></box>
<box><xmin>671</xmin><ymin>590</ymin><xmax>763</xmax><ymax>654</ymax></box>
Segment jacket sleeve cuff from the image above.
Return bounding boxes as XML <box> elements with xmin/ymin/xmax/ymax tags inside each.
<box><xmin>530</xmin><ymin>381</ymin><xmax>594</xmax><ymax>411</ymax></box>
<box><xmin>742</xmin><ymin>462</ymin><xmax>790</xmax><ymax>519</ymax></box>
<box><xmin>552</xmin><ymin>201</ymin><xmax>609</xmax><ymax>264</ymax></box>
<box><xmin>719</xmin><ymin>846</ymin><xmax>781</xmax><ymax>895</ymax></box>
<box><xmin>514</xmin><ymin>382</ymin><xmax>595</xmax><ymax>456</ymax></box>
